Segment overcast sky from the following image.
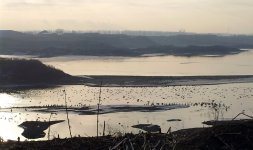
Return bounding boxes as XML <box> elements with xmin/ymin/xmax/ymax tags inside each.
<box><xmin>0</xmin><ymin>0</ymin><xmax>253</xmax><ymax>34</ymax></box>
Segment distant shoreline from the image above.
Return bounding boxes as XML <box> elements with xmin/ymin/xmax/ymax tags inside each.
<box><xmin>81</xmin><ymin>75</ymin><xmax>253</xmax><ymax>87</ymax></box>
<box><xmin>2</xmin><ymin>30</ymin><xmax>252</xmax><ymax>57</ymax></box>
<box><xmin>1</xmin><ymin>75</ymin><xmax>253</xmax><ymax>90</ymax></box>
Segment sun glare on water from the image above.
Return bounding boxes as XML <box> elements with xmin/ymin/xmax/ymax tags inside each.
<box><xmin>0</xmin><ymin>93</ymin><xmax>18</xmax><ymax>108</ymax></box>
<box><xmin>0</xmin><ymin>94</ymin><xmax>23</xmax><ymax>140</ymax></box>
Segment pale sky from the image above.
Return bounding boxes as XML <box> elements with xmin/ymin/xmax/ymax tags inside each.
<box><xmin>0</xmin><ymin>0</ymin><xmax>253</xmax><ymax>34</ymax></box>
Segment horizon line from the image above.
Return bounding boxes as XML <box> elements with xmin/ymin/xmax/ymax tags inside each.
<box><xmin>1</xmin><ymin>29</ymin><xmax>253</xmax><ymax>36</ymax></box>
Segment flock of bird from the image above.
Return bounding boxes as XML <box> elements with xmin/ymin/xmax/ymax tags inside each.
<box><xmin>0</xmin><ymin>83</ymin><xmax>253</xmax><ymax>137</ymax></box>
<box><xmin>1</xmin><ymin>83</ymin><xmax>253</xmax><ymax>112</ymax></box>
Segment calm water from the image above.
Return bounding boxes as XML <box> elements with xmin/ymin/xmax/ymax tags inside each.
<box><xmin>1</xmin><ymin>50</ymin><xmax>253</xmax><ymax>141</ymax></box>
<box><xmin>40</xmin><ymin>49</ymin><xmax>253</xmax><ymax>76</ymax></box>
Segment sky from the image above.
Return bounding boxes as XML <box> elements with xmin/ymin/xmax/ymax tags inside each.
<box><xmin>0</xmin><ymin>0</ymin><xmax>253</xmax><ymax>34</ymax></box>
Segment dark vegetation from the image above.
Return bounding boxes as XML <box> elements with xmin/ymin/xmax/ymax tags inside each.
<box><xmin>174</xmin><ymin>120</ymin><xmax>253</xmax><ymax>149</ymax></box>
<box><xmin>1</xmin><ymin>120</ymin><xmax>253</xmax><ymax>150</ymax></box>
<box><xmin>0</xmin><ymin>30</ymin><xmax>251</xmax><ymax>57</ymax></box>
<box><xmin>0</xmin><ymin>57</ymin><xmax>73</xmax><ymax>84</ymax></box>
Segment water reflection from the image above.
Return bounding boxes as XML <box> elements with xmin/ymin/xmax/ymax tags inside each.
<box><xmin>0</xmin><ymin>94</ymin><xmax>19</xmax><ymax>108</ymax></box>
<box><xmin>0</xmin><ymin>112</ymin><xmax>24</xmax><ymax>141</ymax></box>
<box><xmin>1</xmin><ymin>51</ymin><xmax>253</xmax><ymax>141</ymax></box>
<box><xmin>0</xmin><ymin>83</ymin><xmax>252</xmax><ymax>141</ymax></box>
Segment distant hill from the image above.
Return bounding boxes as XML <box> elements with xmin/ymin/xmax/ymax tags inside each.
<box><xmin>149</xmin><ymin>34</ymin><xmax>253</xmax><ymax>48</ymax></box>
<box><xmin>0</xmin><ymin>30</ymin><xmax>252</xmax><ymax>57</ymax></box>
<box><xmin>135</xmin><ymin>45</ymin><xmax>242</xmax><ymax>57</ymax></box>
<box><xmin>0</xmin><ymin>58</ymin><xmax>71</xmax><ymax>84</ymax></box>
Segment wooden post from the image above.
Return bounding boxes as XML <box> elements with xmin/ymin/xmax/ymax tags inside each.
<box><xmin>97</xmin><ymin>81</ymin><xmax>103</xmax><ymax>137</ymax></box>
<box><xmin>103</xmin><ymin>121</ymin><xmax>106</xmax><ymax>136</ymax></box>
<box><xmin>64</xmin><ymin>89</ymin><xmax>72</xmax><ymax>138</ymax></box>
<box><xmin>48</xmin><ymin>113</ymin><xmax>52</xmax><ymax>140</ymax></box>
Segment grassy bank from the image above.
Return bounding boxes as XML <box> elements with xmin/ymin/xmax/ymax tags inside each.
<box><xmin>1</xmin><ymin>120</ymin><xmax>253</xmax><ymax>150</ymax></box>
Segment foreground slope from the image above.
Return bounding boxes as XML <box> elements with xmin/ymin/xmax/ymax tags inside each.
<box><xmin>1</xmin><ymin>120</ymin><xmax>252</xmax><ymax>149</ymax></box>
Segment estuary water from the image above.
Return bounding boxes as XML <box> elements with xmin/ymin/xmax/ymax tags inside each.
<box><xmin>0</xmin><ymin>49</ymin><xmax>253</xmax><ymax>141</ymax></box>
<box><xmin>40</xmin><ymin>49</ymin><xmax>253</xmax><ymax>76</ymax></box>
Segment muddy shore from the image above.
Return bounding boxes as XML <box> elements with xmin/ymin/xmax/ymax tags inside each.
<box><xmin>1</xmin><ymin>75</ymin><xmax>253</xmax><ymax>91</ymax></box>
